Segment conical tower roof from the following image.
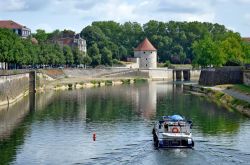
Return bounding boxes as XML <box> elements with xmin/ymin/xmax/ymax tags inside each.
<box><xmin>134</xmin><ymin>38</ymin><xmax>157</xmax><ymax>51</ymax></box>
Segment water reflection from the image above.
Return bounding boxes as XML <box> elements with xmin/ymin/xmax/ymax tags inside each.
<box><xmin>0</xmin><ymin>82</ymin><xmax>249</xmax><ymax>165</ymax></box>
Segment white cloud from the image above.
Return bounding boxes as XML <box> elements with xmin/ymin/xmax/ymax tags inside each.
<box><xmin>0</xmin><ymin>0</ymin><xmax>26</xmax><ymax>11</ymax></box>
<box><xmin>0</xmin><ymin>0</ymin><xmax>49</xmax><ymax>11</ymax></box>
<box><xmin>0</xmin><ymin>0</ymin><xmax>249</xmax><ymax>36</ymax></box>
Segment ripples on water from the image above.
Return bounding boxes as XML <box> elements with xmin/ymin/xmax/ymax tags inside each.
<box><xmin>0</xmin><ymin>82</ymin><xmax>250</xmax><ymax>165</ymax></box>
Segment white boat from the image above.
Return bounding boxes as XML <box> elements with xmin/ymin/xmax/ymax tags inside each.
<box><xmin>152</xmin><ymin>115</ymin><xmax>194</xmax><ymax>148</ymax></box>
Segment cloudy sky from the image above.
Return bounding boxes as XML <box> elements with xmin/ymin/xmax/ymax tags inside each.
<box><xmin>0</xmin><ymin>0</ymin><xmax>249</xmax><ymax>36</ymax></box>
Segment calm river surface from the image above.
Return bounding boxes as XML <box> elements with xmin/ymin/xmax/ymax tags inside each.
<box><xmin>1</xmin><ymin>82</ymin><xmax>250</xmax><ymax>165</ymax></box>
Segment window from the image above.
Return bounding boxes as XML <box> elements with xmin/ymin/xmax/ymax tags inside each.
<box><xmin>146</xmin><ymin>64</ymin><xmax>147</xmax><ymax>67</ymax></box>
<box><xmin>146</xmin><ymin>58</ymin><xmax>147</xmax><ymax>60</ymax></box>
<box><xmin>144</xmin><ymin>52</ymin><xmax>146</xmax><ymax>54</ymax></box>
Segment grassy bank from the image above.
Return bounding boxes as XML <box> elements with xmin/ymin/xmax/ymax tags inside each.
<box><xmin>184</xmin><ymin>84</ymin><xmax>250</xmax><ymax>117</ymax></box>
<box><xmin>228</xmin><ymin>84</ymin><xmax>250</xmax><ymax>95</ymax></box>
<box><xmin>207</xmin><ymin>89</ymin><xmax>250</xmax><ymax>112</ymax></box>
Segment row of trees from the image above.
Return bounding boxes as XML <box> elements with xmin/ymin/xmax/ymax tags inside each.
<box><xmin>81</xmin><ymin>20</ymin><xmax>250</xmax><ymax>67</ymax></box>
<box><xmin>1</xmin><ymin>20</ymin><xmax>250</xmax><ymax>68</ymax></box>
<box><xmin>0</xmin><ymin>28</ymin><xmax>90</xmax><ymax>69</ymax></box>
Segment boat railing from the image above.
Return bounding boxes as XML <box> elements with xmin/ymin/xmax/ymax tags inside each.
<box><xmin>161</xmin><ymin>122</ymin><xmax>191</xmax><ymax>133</ymax></box>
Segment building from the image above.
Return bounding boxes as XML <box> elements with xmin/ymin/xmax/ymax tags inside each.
<box><xmin>0</xmin><ymin>20</ymin><xmax>31</xmax><ymax>38</ymax></box>
<box><xmin>134</xmin><ymin>38</ymin><xmax>157</xmax><ymax>69</ymax></box>
<box><xmin>56</xmin><ymin>33</ymin><xmax>87</xmax><ymax>53</ymax></box>
<box><xmin>242</xmin><ymin>37</ymin><xmax>250</xmax><ymax>44</ymax></box>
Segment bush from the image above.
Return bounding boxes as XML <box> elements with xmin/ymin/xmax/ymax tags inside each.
<box><xmin>121</xmin><ymin>79</ymin><xmax>130</xmax><ymax>84</ymax></box>
<box><xmin>164</xmin><ymin>60</ymin><xmax>171</xmax><ymax>67</ymax></box>
<box><xmin>134</xmin><ymin>78</ymin><xmax>147</xmax><ymax>83</ymax></box>
<box><xmin>224</xmin><ymin>59</ymin><xmax>243</xmax><ymax>66</ymax></box>
<box><xmin>105</xmin><ymin>80</ymin><xmax>112</xmax><ymax>85</ymax></box>
<box><xmin>112</xmin><ymin>59</ymin><xmax>122</xmax><ymax>64</ymax></box>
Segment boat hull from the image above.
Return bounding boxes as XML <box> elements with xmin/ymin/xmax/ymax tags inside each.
<box><xmin>153</xmin><ymin>129</ymin><xmax>194</xmax><ymax>148</ymax></box>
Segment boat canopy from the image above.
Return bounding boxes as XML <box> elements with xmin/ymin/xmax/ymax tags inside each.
<box><xmin>162</xmin><ymin>115</ymin><xmax>184</xmax><ymax>121</ymax></box>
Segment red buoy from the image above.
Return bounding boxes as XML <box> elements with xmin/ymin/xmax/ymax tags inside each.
<box><xmin>93</xmin><ymin>133</ymin><xmax>96</xmax><ymax>141</ymax></box>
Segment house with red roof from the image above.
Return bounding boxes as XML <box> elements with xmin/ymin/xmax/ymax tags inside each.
<box><xmin>134</xmin><ymin>38</ymin><xmax>157</xmax><ymax>69</ymax></box>
<box><xmin>56</xmin><ymin>33</ymin><xmax>87</xmax><ymax>53</ymax></box>
<box><xmin>0</xmin><ymin>20</ymin><xmax>31</xmax><ymax>38</ymax></box>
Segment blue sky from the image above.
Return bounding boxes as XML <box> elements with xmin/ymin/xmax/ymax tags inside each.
<box><xmin>0</xmin><ymin>0</ymin><xmax>249</xmax><ymax>36</ymax></box>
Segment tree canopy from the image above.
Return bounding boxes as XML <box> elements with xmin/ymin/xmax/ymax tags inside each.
<box><xmin>1</xmin><ymin>20</ymin><xmax>250</xmax><ymax>69</ymax></box>
<box><xmin>81</xmin><ymin>20</ymin><xmax>250</xmax><ymax>67</ymax></box>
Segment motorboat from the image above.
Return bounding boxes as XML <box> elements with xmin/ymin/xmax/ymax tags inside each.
<box><xmin>152</xmin><ymin>115</ymin><xmax>194</xmax><ymax>148</ymax></box>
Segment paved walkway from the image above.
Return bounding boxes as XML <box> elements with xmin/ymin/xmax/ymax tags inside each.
<box><xmin>210</xmin><ymin>87</ymin><xmax>250</xmax><ymax>103</ymax></box>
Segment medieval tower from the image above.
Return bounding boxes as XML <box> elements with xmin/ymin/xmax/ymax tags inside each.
<box><xmin>134</xmin><ymin>38</ymin><xmax>157</xmax><ymax>69</ymax></box>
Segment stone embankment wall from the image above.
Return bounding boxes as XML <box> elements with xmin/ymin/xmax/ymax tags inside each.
<box><xmin>243</xmin><ymin>70</ymin><xmax>250</xmax><ymax>86</ymax></box>
<box><xmin>199</xmin><ymin>67</ymin><xmax>243</xmax><ymax>86</ymax></box>
<box><xmin>0</xmin><ymin>73</ymin><xmax>29</xmax><ymax>106</ymax></box>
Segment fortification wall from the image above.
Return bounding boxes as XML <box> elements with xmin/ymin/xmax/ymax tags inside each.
<box><xmin>199</xmin><ymin>67</ymin><xmax>243</xmax><ymax>86</ymax></box>
<box><xmin>148</xmin><ymin>69</ymin><xmax>173</xmax><ymax>80</ymax></box>
<box><xmin>243</xmin><ymin>70</ymin><xmax>250</xmax><ymax>86</ymax></box>
<box><xmin>0</xmin><ymin>73</ymin><xmax>29</xmax><ymax>106</ymax></box>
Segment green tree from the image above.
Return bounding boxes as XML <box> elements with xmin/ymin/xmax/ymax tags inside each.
<box><xmin>63</xmin><ymin>45</ymin><xmax>74</xmax><ymax>66</ymax></box>
<box><xmin>101</xmin><ymin>47</ymin><xmax>112</xmax><ymax>66</ymax></box>
<box><xmin>33</xmin><ymin>29</ymin><xmax>48</xmax><ymax>43</ymax></box>
<box><xmin>192</xmin><ymin>36</ymin><xmax>225</xmax><ymax>67</ymax></box>
<box><xmin>88</xmin><ymin>43</ymin><xmax>99</xmax><ymax>57</ymax></box>
<box><xmin>220</xmin><ymin>36</ymin><xmax>244</xmax><ymax>65</ymax></box>
<box><xmin>83</xmin><ymin>55</ymin><xmax>92</xmax><ymax>68</ymax></box>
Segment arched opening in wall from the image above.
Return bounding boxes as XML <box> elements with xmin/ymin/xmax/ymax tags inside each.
<box><xmin>146</xmin><ymin>64</ymin><xmax>147</xmax><ymax>67</ymax></box>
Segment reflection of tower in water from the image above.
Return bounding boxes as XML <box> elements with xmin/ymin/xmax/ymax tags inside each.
<box><xmin>135</xmin><ymin>81</ymin><xmax>157</xmax><ymax>119</ymax></box>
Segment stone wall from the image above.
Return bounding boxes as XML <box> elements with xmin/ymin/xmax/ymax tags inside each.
<box><xmin>243</xmin><ymin>70</ymin><xmax>250</xmax><ymax>86</ymax></box>
<box><xmin>199</xmin><ymin>67</ymin><xmax>243</xmax><ymax>86</ymax></box>
<box><xmin>0</xmin><ymin>73</ymin><xmax>29</xmax><ymax>106</ymax></box>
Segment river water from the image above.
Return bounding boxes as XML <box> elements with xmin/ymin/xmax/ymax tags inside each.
<box><xmin>0</xmin><ymin>82</ymin><xmax>250</xmax><ymax>165</ymax></box>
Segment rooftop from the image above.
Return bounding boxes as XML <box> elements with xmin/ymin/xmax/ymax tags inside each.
<box><xmin>0</xmin><ymin>20</ymin><xmax>26</xmax><ymax>29</ymax></box>
<box><xmin>134</xmin><ymin>38</ymin><xmax>157</xmax><ymax>51</ymax></box>
<box><xmin>242</xmin><ymin>37</ymin><xmax>250</xmax><ymax>43</ymax></box>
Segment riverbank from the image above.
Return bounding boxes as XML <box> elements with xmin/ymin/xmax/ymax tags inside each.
<box><xmin>0</xmin><ymin>67</ymin><xmax>201</xmax><ymax>107</ymax></box>
<box><xmin>43</xmin><ymin>77</ymin><xmax>148</xmax><ymax>91</ymax></box>
<box><xmin>184</xmin><ymin>84</ymin><xmax>250</xmax><ymax>117</ymax></box>
<box><xmin>0</xmin><ymin>75</ymin><xmax>148</xmax><ymax>108</ymax></box>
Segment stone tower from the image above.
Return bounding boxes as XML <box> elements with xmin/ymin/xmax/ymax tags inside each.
<box><xmin>134</xmin><ymin>38</ymin><xmax>157</xmax><ymax>69</ymax></box>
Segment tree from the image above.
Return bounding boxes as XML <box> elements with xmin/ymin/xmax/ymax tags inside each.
<box><xmin>243</xmin><ymin>43</ymin><xmax>250</xmax><ymax>63</ymax></box>
<box><xmin>63</xmin><ymin>45</ymin><xmax>74</xmax><ymax>66</ymax></box>
<box><xmin>192</xmin><ymin>36</ymin><xmax>225</xmax><ymax>67</ymax></box>
<box><xmin>88</xmin><ymin>43</ymin><xmax>99</xmax><ymax>57</ymax></box>
<box><xmin>53</xmin><ymin>44</ymin><xmax>65</xmax><ymax>65</ymax></box>
<box><xmin>72</xmin><ymin>47</ymin><xmax>84</xmax><ymax>65</ymax></box>
<box><xmin>33</xmin><ymin>29</ymin><xmax>48</xmax><ymax>43</ymax></box>
<box><xmin>101</xmin><ymin>47</ymin><xmax>112</xmax><ymax>66</ymax></box>
<box><xmin>220</xmin><ymin>36</ymin><xmax>244</xmax><ymax>66</ymax></box>
<box><xmin>83</xmin><ymin>55</ymin><xmax>92</xmax><ymax>68</ymax></box>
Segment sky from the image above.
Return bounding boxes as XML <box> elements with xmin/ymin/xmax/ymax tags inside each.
<box><xmin>0</xmin><ymin>0</ymin><xmax>249</xmax><ymax>36</ymax></box>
